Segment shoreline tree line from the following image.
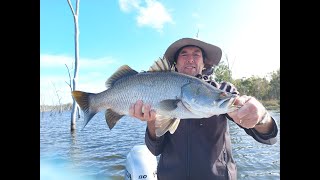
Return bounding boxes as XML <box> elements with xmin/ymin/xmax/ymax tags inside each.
<box><xmin>213</xmin><ymin>60</ymin><xmax>280</xmax><ymax>110</ymax></box>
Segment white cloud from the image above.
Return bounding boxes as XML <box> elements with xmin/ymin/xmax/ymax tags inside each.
<box><xmin>40</xmin><ymin>73</ymin><xmax>109</xmax><ymax>105</ymax></box>
<box><xmin>119</xmin><ymin>0</ymin><xmax>173</xmax><ymax>32</ymax></box>
<box><xmin>40</xmin><ymin>54</ymin><xmax>73</xmax><ymax>68</ymax></box>
<box><xmin>136</xmin><ymin>0</ymin><xmax>173</xmax><ymax>31</ymax></box>
<box><xmin>40</xmin><ymin>73</ymin><xmax>108</xmax><ymax>106</ymax></box>
<box><xmin>40</xmin><ymin>54</ymin><xmax>121</xmax><ymax>105</ymax></box>
<box><xmin>40</xmin><ymin>54</ymin><xmax>117</xmax><ymax>69</ymax></box>
<box><xmin>119</xmin><ymin>0</ymin><xmax>141</xmax><ymax>12</ymax></box>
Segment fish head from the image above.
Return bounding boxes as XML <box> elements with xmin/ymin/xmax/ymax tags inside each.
<box><xmin>181</xmin><ymin>82</ymin><xmax>239</xmax><ymax>117</ymax></box>
<box><xmin>208</xmin><ymin>91</ymin><xmax>239</xmax><ymax>114</ymax></box>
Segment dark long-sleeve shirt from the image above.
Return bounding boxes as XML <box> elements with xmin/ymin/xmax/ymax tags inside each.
<box><xmin>145</xmin><ymin>114</ymin><xmax>278</xmax><ymax>180</ymax></box>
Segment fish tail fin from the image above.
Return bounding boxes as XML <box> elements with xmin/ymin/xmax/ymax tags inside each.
<box><xmin>71</xmin><ymin>90</ymin><xmax>98</xmax><ymax>129</ymax></box>
<box><xmin>155</xmin><ymin>116</ymin><xmax>181</xmax><ymax>137</ymax></box>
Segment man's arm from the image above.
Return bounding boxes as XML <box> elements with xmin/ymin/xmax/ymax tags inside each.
<box><xmin>245</xmin><ymin>116</ymin><xmax>278</xmax><ymax>145</ymax></box>
<box><xmin>227</xmin><ymin>96</ymin><xmax>278</xmax><ymax>145</ymax></box>
<box><xmin>145</xmin><ymin>122</ymin><xmax>166</xmax><ymax>156</ymax></box>
<box><xmin>254</xmin><ymin>111</ymin><xmax>274</xmax><ymax>134</ymax></box>
<box><xmin>129</xmin><ymin>100</ymin><xmax>166</xmax><ymax>155</ymax></box>
<box><xmin>211</xmin><ymin>80</ymin><xmax>278</xmax><ymax>144</ymax></box>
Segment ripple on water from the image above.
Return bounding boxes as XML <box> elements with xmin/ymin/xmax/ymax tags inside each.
<box><xmin>41</xmin><ymin>111</ymin><xmax>280</xmax><ymax>180</ymax></box>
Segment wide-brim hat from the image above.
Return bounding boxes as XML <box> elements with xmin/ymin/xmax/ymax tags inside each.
<box><xmin>164</xmin><ymin>38</ymin><xmax>222</xmax><ymax>67</ymax></box>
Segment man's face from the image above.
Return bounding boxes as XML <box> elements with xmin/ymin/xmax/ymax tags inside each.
<box><xmin>175</xmin><ymin>46</ymin><xmax>205</xmax><ymax>76</ymax></box>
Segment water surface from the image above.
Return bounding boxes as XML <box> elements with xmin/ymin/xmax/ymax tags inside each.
<box><xmin>40</xmin><ymin>110</ymin><xmax>280</xmax><ymax>180</ymax></box>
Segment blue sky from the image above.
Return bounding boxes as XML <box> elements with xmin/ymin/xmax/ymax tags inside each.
<box><xmin>40</xmin><ymin>0</ymin><xmax>279</xmax><ymax>105</ymax></box>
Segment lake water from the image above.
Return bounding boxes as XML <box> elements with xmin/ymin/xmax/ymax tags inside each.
<box><xmin>40</xmin><ymin>110</ymin><xmax>280</xmax><ymax>180</ymax></box>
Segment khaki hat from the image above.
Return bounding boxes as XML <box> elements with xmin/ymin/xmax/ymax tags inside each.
<box><xmin>164</xmin><ymin>38</ymin><xmax>222</xmax><ymax>67</ymax></box>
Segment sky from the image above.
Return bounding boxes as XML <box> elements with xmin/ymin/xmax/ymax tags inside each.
<box><xmin>40</xmin><ymin>0</ymin><xmax>280</xmax><ymax>105</ymax></box>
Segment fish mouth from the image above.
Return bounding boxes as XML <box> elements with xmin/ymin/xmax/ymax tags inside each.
<box><xmin>219</xmin><ymin>96</ymin><xmax>237</xmax><ymax>109</ymax></box>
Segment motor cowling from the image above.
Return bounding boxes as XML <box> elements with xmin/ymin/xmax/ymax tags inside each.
<box><xmin>125</xmin><ymin>145</ymin><xmax>158</xmax><ymax>180</ymax></box>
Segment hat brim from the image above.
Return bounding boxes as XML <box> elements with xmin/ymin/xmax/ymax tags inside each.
<box><xmin>164</xmin><ymin>38</ymin><xmax>222</xmax><ymax>67</ymax></box>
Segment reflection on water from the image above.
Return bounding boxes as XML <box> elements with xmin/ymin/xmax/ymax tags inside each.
<box><xmin>40</xmin><ymin>110</ymin><xmax>280</xmax><ymax>180</ymax></box>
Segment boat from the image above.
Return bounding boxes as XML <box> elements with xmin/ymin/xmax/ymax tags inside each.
<box><xmin>125</xmin><ymin>144</ymin><xmax>158</xmax><ymax>180</ymax></box>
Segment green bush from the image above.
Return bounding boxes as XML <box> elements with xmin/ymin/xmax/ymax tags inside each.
<box><xmin>261</xmin><ymin>99</ymin><xmax>279</xmax><ymax>110</ymax></box>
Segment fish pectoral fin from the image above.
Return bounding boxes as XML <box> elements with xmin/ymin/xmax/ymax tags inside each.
<box><xmin>155</xmin><ymin>115</ymin><xmax>181</xmax><ymax>137</ymax></box>
<box><xmin>159</xmin><ymin>99</ymin><xmax>181</xmax><ymax>111</ymax></box>
<box><xmin>105</xmin><ymin>109</ymin><xmax>124</xmax><ymax>130</ymax></box>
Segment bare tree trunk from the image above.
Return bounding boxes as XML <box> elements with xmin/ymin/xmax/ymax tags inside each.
<box><xmin>67</xmin><ymin>0</ymin><xmax>80</xmax><ymax>132</ymax></box>
<box><xmin>51</xmin><ymin>81</ymin><xmax>63</xmax><ymax>113</ymax></box>
<box><xmin>65</xmin><ymin>64</ymin><xmax>81</xmax><ymax>119</ymax></box>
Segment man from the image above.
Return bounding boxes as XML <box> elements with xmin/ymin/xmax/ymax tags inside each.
<box><xmin>129</xmin><ymin>38</ymin><xmax>278</xmax><ymax>180</ymax></box>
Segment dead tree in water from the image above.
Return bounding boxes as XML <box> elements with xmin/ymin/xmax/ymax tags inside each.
<box><xmin>65</xmin><ymin>64</ymin><xmax>80</xmax><ymax>118</ymax></box>
<box><xmin>51</xmin><ymin>81</ymin><xmax>63</xmax><ymax>113</ymax></box>
<box><xmin>67</xmin><ymin>0</ymin><xmax>80</xmax><ymax>132</ymax></box>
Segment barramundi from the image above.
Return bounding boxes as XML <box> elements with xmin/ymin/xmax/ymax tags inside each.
<box><xmin>72</xmin><ymin>58</ymin><xmax>238</xmax><ymax>137</ymax></box>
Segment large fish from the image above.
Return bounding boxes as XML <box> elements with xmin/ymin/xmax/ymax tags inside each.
<box><xmin>72</xmin><ymin>58</ymin><xmax>239</xmax><ymax>137</ymax></box>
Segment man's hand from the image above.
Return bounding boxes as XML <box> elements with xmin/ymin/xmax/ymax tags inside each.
<box><xmin>129</xmin><ymin>100</ymin><xmax>157</xmax><ymax>139</ymax></box>
<box><xmin>218</xmin><ymin>81</ymin><xmax>265</xmax><ymax>128</ymax></box>
<box><xmin>227</xmin><ymin>95</ymin><xmax>268</xmax><ymax>129</ymax></box>
<box><xmin>129</xmin><ymin>100</ymin><xmax>156</xmax><ymax>122</ymax></box>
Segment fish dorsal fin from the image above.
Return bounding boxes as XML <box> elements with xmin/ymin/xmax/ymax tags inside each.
<box><xmin>105</xmin><ymin>109</ymin><xmax>124</xmax><ymax>130</ymax></box>
<box><xmin>105</xmin><ymin>65</ymin><xmax>138</xmax><ymax>88</ymax></box>
<box><xmin>148</xmin><ymin>57</ymin><xmax>175</xmax><ymax>72</ymax></box>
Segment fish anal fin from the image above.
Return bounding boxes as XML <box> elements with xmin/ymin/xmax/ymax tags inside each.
<box><xmin>105</xmin><ymin>65</ymin><xmax>138</xmax><ymax>88</ymax></box>
<box><xmin>105</xmin><ymin>109</ymin><xmax>124</xmax><ymax>130</ymax></box>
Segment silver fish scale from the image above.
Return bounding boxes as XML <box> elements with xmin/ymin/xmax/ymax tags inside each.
<box><xmin>93</xmin><ymin>71</ymin><xmax>197</xmax><ymax>117</ymax></box>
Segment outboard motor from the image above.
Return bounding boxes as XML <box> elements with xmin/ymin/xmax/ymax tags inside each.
<box><xmin>125</xmin><ymin>144</ymin><xmax>157</xmax><ymax>180</ymax></box>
